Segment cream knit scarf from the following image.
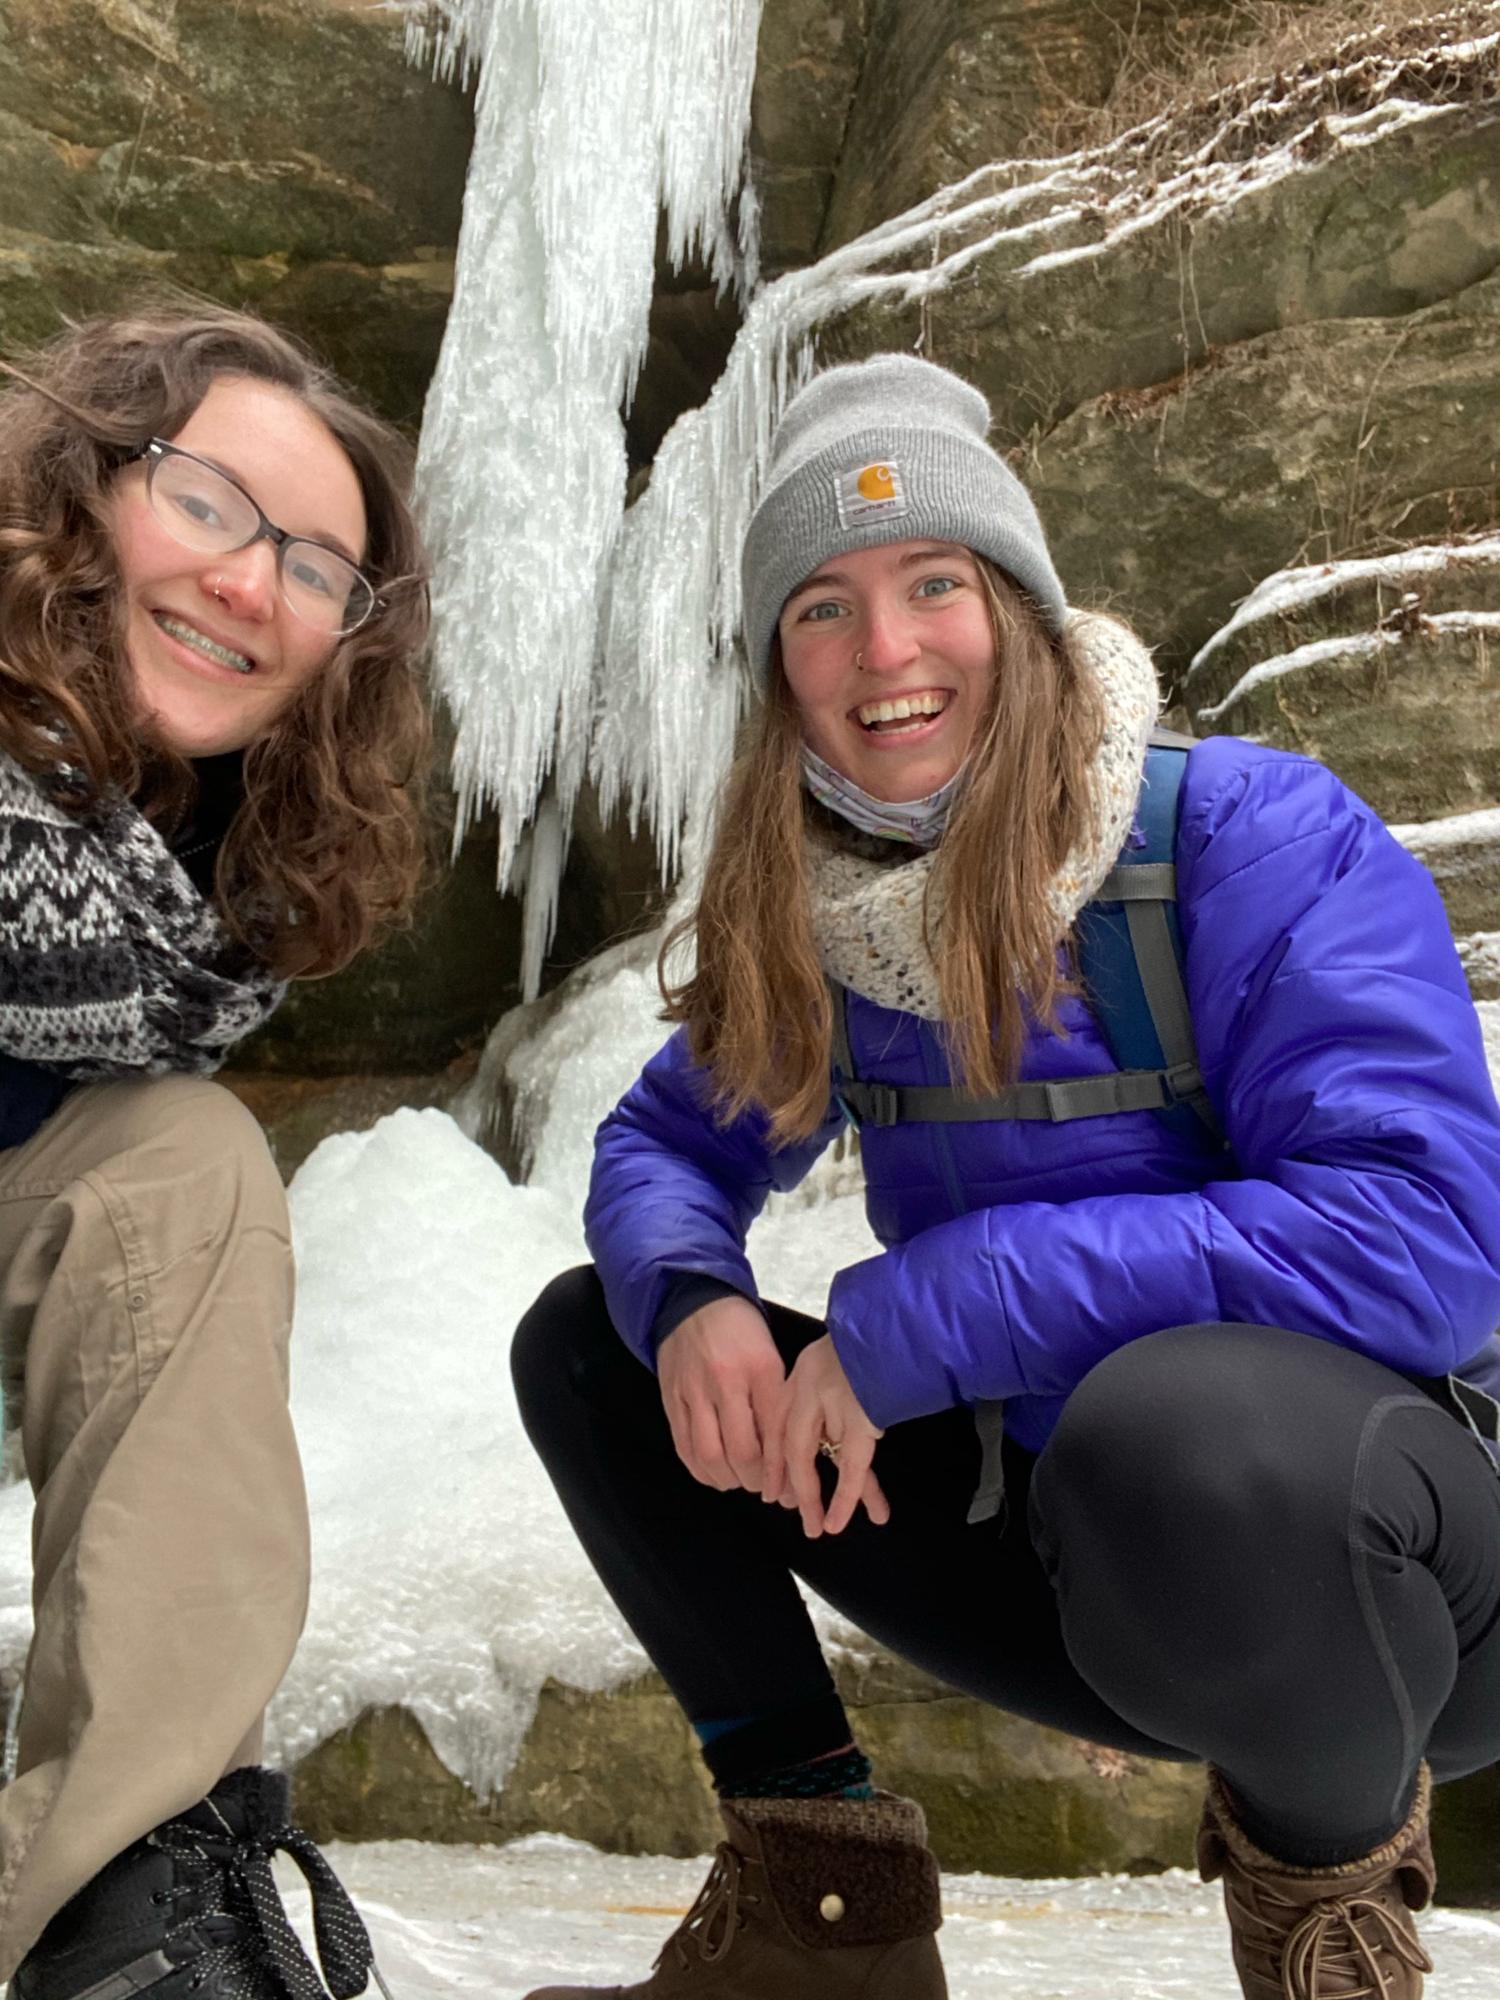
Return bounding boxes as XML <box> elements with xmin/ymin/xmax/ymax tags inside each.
<box><xmin>804</xmin><ymin>612</ymin><xmax>1159</xmax><ymax>1018</ymax></box>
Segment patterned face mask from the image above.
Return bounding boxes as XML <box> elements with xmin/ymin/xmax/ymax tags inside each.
<box><xmin>800</xmin><ymin>743</ymin><xmax>966</xmax><ymax>849</ymax></box>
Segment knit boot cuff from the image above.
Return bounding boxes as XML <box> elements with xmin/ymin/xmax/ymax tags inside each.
<box><xmin>1199</xmin><ymin>1764</ymin><xmax>1434</xmax><ymax>1909</ymax></box>
<box><xmin>726</xmin><ymin>1791</ymin><xmax>941</xmax><ymax>1949</ymax></box>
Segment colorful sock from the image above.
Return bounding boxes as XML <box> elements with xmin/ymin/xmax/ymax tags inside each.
<box><xmin>695</xmin><ymin>1691</ymin><xmax>874</xmax><ymax>1799</ymax></box>
<box><xmin>718</xmin><ymin>1743</ymin><xmax>875</xmax><ymax>1802</ymax></box>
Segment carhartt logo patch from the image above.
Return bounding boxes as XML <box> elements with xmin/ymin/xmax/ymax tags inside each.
<box><xmin>835</xmin><ymin>459</ymin><xmax>907</xmax><ymax>528</ymax></box>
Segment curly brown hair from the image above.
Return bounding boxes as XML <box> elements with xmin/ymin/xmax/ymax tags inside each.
<box><xmin>0</xmin><ymin>303</ymin><xmax>432</xmax><ymax>979</ymax></box>
<box><xmin>662</xmin><ymin>563</ymin><xmax>1108</xmax><ymax>1144</ymax></box>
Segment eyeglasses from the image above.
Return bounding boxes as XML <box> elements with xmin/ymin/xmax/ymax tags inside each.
<box><xmin>127</xmin><ymin>439</ymin><xmax>377</xmax><ymax>637</ymax></box>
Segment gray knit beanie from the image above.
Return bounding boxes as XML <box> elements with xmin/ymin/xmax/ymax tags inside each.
<box><xmin>741</xmin><ymin>353</ymin><xmax>1067</xmax><ymax>677</ymax></box>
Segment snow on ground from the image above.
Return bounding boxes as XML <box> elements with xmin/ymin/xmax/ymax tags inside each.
<box><xmin>283</xmin><ymin>1838</ymin><xmax>1500</xmax><ymax>2000</ymax></box>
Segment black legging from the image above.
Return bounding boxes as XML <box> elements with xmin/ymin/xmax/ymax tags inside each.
<box><xmin>513</xmin><ymin>1267</ymin><xmax>1500</xmax><ymax>1862</ymax></box>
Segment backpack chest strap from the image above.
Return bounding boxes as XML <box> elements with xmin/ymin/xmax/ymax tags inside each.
<box><xmin>834</xmin><ymin>1062</ymin><xmax>1210</xmax><ymax>1130</ymax></box>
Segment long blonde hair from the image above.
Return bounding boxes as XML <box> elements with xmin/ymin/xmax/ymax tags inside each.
<box><xmin>661</xmin><ymin>561</ymin><xmax>1107</xmax><ymax>1144</ymax></box>
<box><xmin>0</xmin><ymin>305</ymin><xmax>431</xmax><ymax>980</ymax></box>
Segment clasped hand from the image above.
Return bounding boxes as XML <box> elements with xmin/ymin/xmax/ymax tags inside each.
<box><xmin>657</xmin><ymin>1297</ymin><xmax>889</xmax><ymax>1537</ymax></box>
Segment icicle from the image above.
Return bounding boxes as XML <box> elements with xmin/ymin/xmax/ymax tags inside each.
<box><xmin>518</xmin><ymin>791</ymin><xmax>565</xmax><ymax>1001</ymax></box>
<box><xmin>406</xmin><ymin>0</ymin><xmax>762</xmax><ymax>998</ymax></box>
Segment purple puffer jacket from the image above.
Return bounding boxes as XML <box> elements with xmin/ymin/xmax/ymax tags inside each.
<box><xmin>585</xmin><ymin>737</ymin><xmax>1500</xmax><ymax>1453</ymax></box>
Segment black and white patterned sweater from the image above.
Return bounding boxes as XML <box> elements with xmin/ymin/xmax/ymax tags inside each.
<box><xmin>0</xmin><ymin>751</ymin><xmax>283</xmax><ymax>1149</ymax></box>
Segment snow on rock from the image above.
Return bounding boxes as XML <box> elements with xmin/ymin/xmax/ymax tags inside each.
<box><xmin>263</xmin><ymin>1108</ymin><xmax>627</xmax><ymax>1792</ymax></box>
<box><xmin>1186</xmin><ymin>537</ymin><xmax>1500</xmax><ymax>692</ymax></box>
<box><xmin>1194</xmin><ymin>612</ymin><xmax>1500</xmax><ymax>724</ymax></box>
<box><xmin>1391</xmin><ymin>805</ymin><xmax>1500</xmax><ymax>854</ymax></box>
<box><xmin>1476</xmin><ymin>1000</ymin><xmax>1500</xmax><ymax>1083</ymax></box>
<box><xmin>1458</xmin><ymin>934</ymin><xmax>1500</xmax><ymax>992</ymax></box>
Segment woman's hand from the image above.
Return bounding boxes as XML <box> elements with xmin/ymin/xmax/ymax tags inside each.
<box><xmin>657</xmin><ymin>1297</ymin><xmax>787</xmax><ymax>1495</ymax></box>
<box><xmin>765</xmin><ymin>1334</ymin><xmax>889</xmax><ymax>1538</ymax></box>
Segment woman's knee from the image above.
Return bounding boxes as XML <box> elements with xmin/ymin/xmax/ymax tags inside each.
<box><xmin>81</xmin><ymin>1075</ymin><xmax>286</xmax><ymax>1231</ymax></box>
<box><xmin>1035</xmin><ymin>1323</ymin><xmax>1371</xmax><ymax>1563</ymax></box>
<box><xmin>512</xmin><ymin>1264</ymin><xmax>632</xmax><ymax>1433</ymax></box>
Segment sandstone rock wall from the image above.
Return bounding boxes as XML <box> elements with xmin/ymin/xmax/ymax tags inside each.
<box><xmin>0</xmin><ymin>0</ymin><xmax>469</xmax><ymax>423</ymax></box>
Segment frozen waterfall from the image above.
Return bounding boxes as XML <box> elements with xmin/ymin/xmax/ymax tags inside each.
<box><xmin>406</xmin><ymin>0</ymin><xmax>763</xmax><ymax>995</ymax></box>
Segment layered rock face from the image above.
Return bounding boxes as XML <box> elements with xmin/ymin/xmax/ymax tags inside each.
<box><xmin>0</xmin><ymin>0</ymin><xmax>470</xmax><ymax>423</ymax></box>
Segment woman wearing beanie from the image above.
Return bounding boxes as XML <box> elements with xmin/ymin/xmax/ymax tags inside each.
<box><xmin>515</xmin><ymin>353</ymin><xmax>1500</xmax><ymax>2000</ymax></box>
<box><xmin>0</xmin><ymin>306</ymin><xmax>429</xmax><ymax>2000</ymax></box>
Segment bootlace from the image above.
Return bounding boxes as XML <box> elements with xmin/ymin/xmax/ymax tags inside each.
<box><xmin>1281</xmin><ymin>1895</ymin><xmax>1434</xmax><ymax>2000</ymax></box>
<box><xmin>154</xmin><ymin>1810</ymin><xmax>396</xmax><ymax>2000</ymax></box>
<box><xmin>1225</xmin><ymin>1874</ymin><xmax>1433</xmax><ymax>2000</ymax></box>
<box><xmin>654</xmin><ymin>1844</ymin><xmax>761</xmax><ymax>1973</ymax></box>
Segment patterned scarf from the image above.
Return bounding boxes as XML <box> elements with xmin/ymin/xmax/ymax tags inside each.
<box><xmin>0</xmin><ymin>753</ymin><xmax>285</xmax><ymax>1076</ymax></box>
<box><xmin>800</xmin><ymin>745</ymin><xmax>965</xmax><ymax>848</ymax></box>
<box><xmin>804</xmin><ymin>612</ymin><xmax>1160</xmax><ymax>1019</ymax></box>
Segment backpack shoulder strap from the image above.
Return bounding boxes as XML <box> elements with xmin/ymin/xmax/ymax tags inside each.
<box><xmin>1073</xmin><ymin>734</ymin><xmax>1225</xmax><ymax>1146</ymax></box>
<box><xmin>829</xmin><ymin>732</ymin><xmax>1226</xmax><ymax>1145</ymax></box>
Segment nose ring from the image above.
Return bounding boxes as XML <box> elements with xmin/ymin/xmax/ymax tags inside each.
<box><xmin>855</xmin><ymin>649</ymin><xmax>865</xmax><ymax>670</ymax></box>
<box><xmin>210</xmin><ymin>576</ymin><xmax>229</xmax><ymax>605</ymax></box>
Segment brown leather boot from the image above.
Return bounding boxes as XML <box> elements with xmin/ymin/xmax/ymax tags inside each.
<box><xmin>523</xmin><ymin>1791</ymin><xmax>947</xmax><ymax>1999</ymax></box>
<box><xmin>1198</xmin><ymin>1765</ymin><xmax>1436</xmax><ymax>2000</ymax></box>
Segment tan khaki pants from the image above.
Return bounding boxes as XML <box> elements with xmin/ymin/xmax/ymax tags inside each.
<box><xmin>0</xmin><ymin>1075</ymin><xmax>308</xmax><ymax>1978</ymax></box>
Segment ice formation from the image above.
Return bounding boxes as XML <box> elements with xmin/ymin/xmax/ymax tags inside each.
<box><xmin>411</xmin><ymin>1</ymin><xmax>1494</xmax><ymax>991</ymax></box>
<box><xmin>405</xmin><ymin>0</ymin><xmax>762</xmax><ymax>994</ymax></box>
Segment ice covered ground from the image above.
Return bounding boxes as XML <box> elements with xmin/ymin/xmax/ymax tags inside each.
<box><xmin>282</xmin><ymin>1837</ymin><xmax>1500</xmax><ymax>2000</ymax></box>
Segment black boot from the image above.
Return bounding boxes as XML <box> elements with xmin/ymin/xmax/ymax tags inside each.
<box><xmin>12</xmin><ymin>1767</ymin><xmax>383</xmax><ymax>2000</ymax></box>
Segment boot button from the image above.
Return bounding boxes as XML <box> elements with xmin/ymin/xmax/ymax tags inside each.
<box><xmin>819</xmin><ymin>1893</ymin><xmax>846</xmax><ymax>1923</ymax></box>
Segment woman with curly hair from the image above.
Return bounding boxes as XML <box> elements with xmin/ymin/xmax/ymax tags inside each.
<box><xmin>516</xmin><ymin>354</ymin><xmax>1500</xmax><ymax>2000</ymax></box>
<box><xmin>0</xmin><ymin>305</ymin><xmax>430</xmax><ymax>2000</ymax></box>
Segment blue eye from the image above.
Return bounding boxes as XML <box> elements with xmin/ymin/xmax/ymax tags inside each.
<box><xmin>798</xmin><ymin>600</ymin><xmax>846</xmax><ymax>623</ymax></box>
<box><xmin>172</xmin><ymin>491</ymin><xmax>225</xmax><ymax>530</ymax></box>
<box><xmin>915</xmin><ymin>575</ymin><xmax>957</xmax><ymax>599</ymax></box>
<box><xmin>287</xmin><ymin>553</ymin><xmax>336</xmax><ymax>597</ymax></box>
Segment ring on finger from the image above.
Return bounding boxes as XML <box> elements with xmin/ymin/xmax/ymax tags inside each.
<box><xmin>817</xmin><ymin>1437</ymin><xmax>841</xmax><ymax>1462</ymax></box>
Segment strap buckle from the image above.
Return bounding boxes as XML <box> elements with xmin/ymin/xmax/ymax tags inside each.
<box><xmin>833</xmin><ymin>1080</ymin><xmax>901</xmax><ymax>1129</ymax></box>
<box><xmin>862</xmin><ymin>1083</ymin><xmax>901</xmax><ymax>1128</ymax></box>
<box><xmin>1163</xmin><ymin>1060</ymin><xmax>1205</xmax><ymax>1104</ymax></box>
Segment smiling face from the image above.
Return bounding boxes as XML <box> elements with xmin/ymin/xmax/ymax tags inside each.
<box><xmin>107</xmin><ymin>375</ymin><xmax>368</xmax><ymax>758</ymax></box>
<box><xmin>776</xmin><ymin>539</ymin><xmax>996</xmax><ymax>802</ymax></box>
